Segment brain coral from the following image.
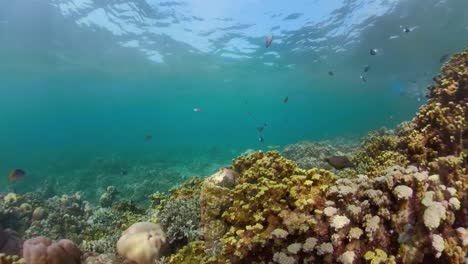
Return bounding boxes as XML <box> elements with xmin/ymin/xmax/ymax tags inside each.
<box><xmin>117</xmin><ymin>222</ymin><xmax>167</xmax><ymax>264</ymax></box>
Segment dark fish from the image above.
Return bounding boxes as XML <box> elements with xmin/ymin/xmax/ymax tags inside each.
<box><xmin>257</xmin><ymin>127</ymin><xmax>264</xmax><ymax>132</ymax></box>
<box><xmin>258</xmin><ymin>136</ymin><xmax>264</xmax><ymax>143</ymax></box>
<box><xmin>363</xmin><ymin>65</ymin><xmax>370</xmax><ymax>72</ymax></box>
<box><xmin>360</xmin><ymin>75</ymin><xmax>367</xmax><ymax>82</ymax></box>
<box><xmin>120</xmin><ymin>169</ymin><xmax>127</xmax><ymax>176</ymax></box>
<box><xmin>370</xmin><ymin>48</ymin><xmax>378</xmax><ymax>55</ymax></box>
<box><xmin>439</xmin><ymin>54</ymin><xmax>449</xmax><ymax>63</ymax></box>
<box><xmin>284</xmin><ymin>96</ymin><xmax>289</xmax><ymax>103</ymax></box>
<box><xmin>328</xmin><ymin>71</ymin><xmax>334</xmax><ymax>76</ymax></box>
<box><xmin>8</xmin><ymin>169</ymin><xmax>25</xmax><ymax>182</ymax></box>
<box><xmin>403</xmin><ymin>27</ymin><xmax>411</xmax><ymax>33</ymax></box>
<box><xmin>265</xmin><ymin>34</ymin><xmax>273</xmax><ymax>48</ymax></box>
<box><xmin>324</xmin><ymin>156</ymin><xmax>353</xmax><ymax>170</ymax></box>
<box><xmin>144</xmin><ymin>135</ymin><xmax>153</xmax><ymax>141</ymax></box>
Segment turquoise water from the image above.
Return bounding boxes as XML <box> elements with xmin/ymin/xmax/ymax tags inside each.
<box><xmin>1</xmin><ymin>0</ymin><xmax>467</xmax><ymax>199</ymax></box>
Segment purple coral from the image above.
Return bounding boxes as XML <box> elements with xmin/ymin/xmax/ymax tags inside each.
<box><xmin>23</xmin><ymin>236</ymin><xmax>81</xmax><ymax>264</ymax></box>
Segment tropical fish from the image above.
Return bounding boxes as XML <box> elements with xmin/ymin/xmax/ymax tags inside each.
<box><xmin>193</xmin><ymin>108</ymin><xmax>202</xmax><ymax>112</ymax></box>
<box><xmin>144</xmin><ymin>135</ymin><xmax>153</xmax><ymax>141</ymax></box>
<box><xmin>370</xmin><ymin>48</ymin><xmax>378</xmax><ymax>55</ymax></box>
<box><xmin>267</xmin><ymin>145</ymin><xmax>280</xmax><ymax>149</ymax></box>
<box><xmin>258</xmin><ymin>136</ymin><xmax>264</xmax><ymax>143</ymax></box>
<box><xmin>328</xmin><ymin>71</ymin><xmax>334</xmax><ymax>76</ymax></box>
<box><xmin>439</xmin><ymin>54</ymin><xmax>449</xmax><ymax>63</ymax></box>
<box><xmin>265</xmin><ymin>34</ymin><xmax>273</xmax><ymax>48</ymax></box>
<box><xmin>8</xmin><ymin>169</ymin><xmax>25</xmax><ymax>182</ymax></box>
<box><xmin>324</xmin><ymin>156</ymin><xmax>353</xmax><ymax>170</ymax></box>
<box><xmin>284</xmin><ymin>96</ymin><xmax>289</xmax><ymax>103</ymax></box>
<box><xmin>363</xmin><ymin>65</ymin><xmax>371</xmax><ymax>72</ymax></box>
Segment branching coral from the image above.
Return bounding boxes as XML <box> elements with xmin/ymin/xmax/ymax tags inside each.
<box><xmin>24</xmin><ymin>193</ymin><xmax>91</xmax><ymax>243</ymax></box>
<box><xmin>157</xmin><ymin>197</ymin><xmax>202</xmax><ymax>245</ymax></box>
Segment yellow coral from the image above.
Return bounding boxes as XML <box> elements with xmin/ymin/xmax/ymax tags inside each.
<box><xmin>364</xmin><ymin>249</ymin><xmax>388</xmax><ymax>264</ymax></box>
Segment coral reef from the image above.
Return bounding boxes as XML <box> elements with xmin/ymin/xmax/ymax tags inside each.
<box><xmin>399</xmin><ymin>49</ymin><xmax>467</xmax><ymax>165</ymax></box>
<box><xmin>352</xmin><ymin>128</ymin><xmax>409</xmax><ymax>178</ymax></box>
<box><xmin>1</xmin><ymin>48</ymin><xmax>466</xmax><ymax>264</ymax></box>
<box><xmin>282</xmin><ymin>139</ymin><xmax>358</xmax><ymax>172</ymax></box>
<box><xmin>165</xmin><ymin>49</ymin><xmax>468</xmax><ymax>263</ymax></box>
<box><xmin>24</xmin><ymin>193</ymin><xmax>91</xmax><ymax>243</ymax></box>
<box><xmin>99</xmin><ymin>186</ymin><xmax>118</xmax><ymax>208</ymax></box>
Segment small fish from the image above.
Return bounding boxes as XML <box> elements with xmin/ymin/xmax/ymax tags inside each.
<box><xmin>265</xmin><ymin>34</ymin><xmax>273</xmax><ymax>48</ymax></box>
<box><xmin>370</xmin><ymin>48</ymin><xmax>378</xmax><ymax>55</ymax></box>
<box><xmin>193</xmin><ymin>108</ymin><xmax>202</xmax><ymax>112</ymax></box>
<box><xmin>363</xmin><ymin>64</ymin><xmax>371</xmax><ymax>72</ymax></box>
<box><xmin>120</xmin><ymin>168</ymin><xmax>128</xmax><ymax>175</ymax></box>
<box><xmin>439</xmin><ymin>54</ymin><xmax>449</xmax><ymax>63</ymax></box>
<box><xmin>8</xmin><ymin>169</ymin><xmax>25</xmax><ymax>182</ymax></box>
<box><xmin>402</xmin><ymin>27</ymin><xmax>411</xmax><ymax>33</ymax></box>
<box><xmin>328</xmin><ymin>71</ymin><xmax>334</xmax><ymax>76</ymax></box>
<box><xmin>267</xmin><ymin>145</ymin><xmax>280</xmax><ymax>149</ymax></box>
<box><xmin>324</xmin><ymin>156</ymin><xmax>353</xmax><ymax>170</ymax></box>
<box><xmin>257</xmin><ymin>127</ymin><xmax>264</xmax><ymax>133</ymax></box>
<box><xmin>360</xmin><ymin>75</ymin><xmax>367</xmax><ymax>82</ymax></box>
<box><xmin>144</xmin><ymin>135</ymin><xmax>153</xmax><ymax>141</ymax></box>
<box><xmin>258</xmin><ymin>136</ymin><xmax>264</xmax><ymax>143</ymax></box>
<box><xmin>283</xmin><ymin>96</ymin><xmax>289</xmax><ymax>103</ymax></box>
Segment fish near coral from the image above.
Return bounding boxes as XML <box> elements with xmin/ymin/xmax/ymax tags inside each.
<box><xmin>324</xmin><ymin>156</ymin><xmax>353</xmax><ymax>169</ymax></box>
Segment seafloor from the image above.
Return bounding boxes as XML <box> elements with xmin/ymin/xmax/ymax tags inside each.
<box><xmin>0</xmin><ymin>48</ymin><xmax>467</xmax><ymax>264</ymax></box>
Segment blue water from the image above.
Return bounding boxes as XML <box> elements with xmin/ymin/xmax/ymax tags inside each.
<box><xmin>1</xmin><ymin>0</ymin><xmax>467</xmax><ymax>199</ymax></box>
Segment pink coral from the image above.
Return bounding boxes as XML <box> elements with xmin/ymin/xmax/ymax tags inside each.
<box><xmin>23</xmin><ymin>236</ymin><xmax>81</xmax><ymax>264</ymax></box>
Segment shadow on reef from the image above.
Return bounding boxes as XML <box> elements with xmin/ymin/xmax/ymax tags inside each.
<box><xmin>0</xmin><ymin>48</ymin><xmax>467</xmax><ymax>263</ymax></box>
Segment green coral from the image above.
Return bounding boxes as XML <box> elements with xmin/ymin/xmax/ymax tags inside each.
<box><xmin>165</xmin><ymin>241</ymin><xmax>210</xmax><ymax>264</ymax></box>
